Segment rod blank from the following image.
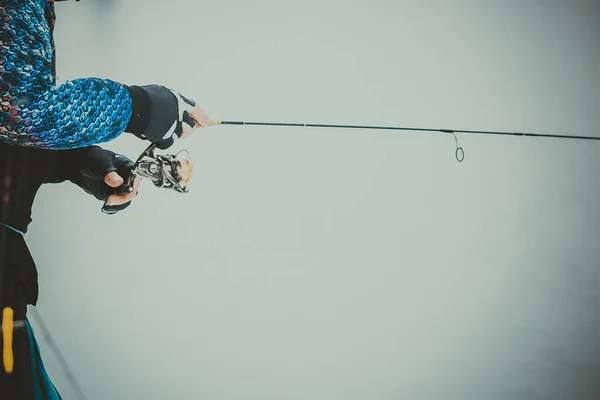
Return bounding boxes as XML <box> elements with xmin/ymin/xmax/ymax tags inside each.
<box><xmin>219</xmin><ymin>120</ymin><xmax>600</xmax><ymax>141</ymax></box>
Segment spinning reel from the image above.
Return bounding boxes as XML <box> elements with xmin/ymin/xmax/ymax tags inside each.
<box><xmin>101</xmin><ymin>144</ymin><xmax>193</xmax><ymax>214</ymax></box>
<box><xmin>132</xmin><ymin>144</ymin><xmax>193</xmax><ymax>193</ymax></box>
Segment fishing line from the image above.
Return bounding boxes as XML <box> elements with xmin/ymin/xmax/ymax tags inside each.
<box><xmin>29</xmin><ymin>307</ymin><xmax>89</xmax><ymax>400</ymax></box>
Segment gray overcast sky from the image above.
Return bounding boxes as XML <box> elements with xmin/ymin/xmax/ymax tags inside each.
<box><xmin>24</xmin><ymin>1</ymin><xmax>600</xmax><ymax>399</ymax></box>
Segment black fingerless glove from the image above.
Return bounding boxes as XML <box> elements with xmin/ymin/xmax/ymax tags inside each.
<box><xmin>77</xmin><ymin>146</ymin><xmax>136</xmax><ymax>214</ymax></box>
<box><xmin>125</xmin><ymin>85</ymin><xmax>198</xmax><ymax>150</ymax></box>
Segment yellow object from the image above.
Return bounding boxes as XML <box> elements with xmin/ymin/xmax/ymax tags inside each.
<box><xmin>2</xmin><ymin>307</ymin><xmax>14</xmax><ymax>374</ymax></box>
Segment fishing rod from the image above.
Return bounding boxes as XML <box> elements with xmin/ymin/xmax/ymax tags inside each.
<box><xmin>110</xmin><ymin>118</ymin><xmax>600</xmax><ymax>200</ymax></box>
<box><xmin>217</xmin><ymin>120</ymin><xmax>600</xmax><ymax>162</ymax></box>
<box><xmin>217</xmin><ymin>120</ymin><xmax>600</xmax><ymax>141</ymax></box>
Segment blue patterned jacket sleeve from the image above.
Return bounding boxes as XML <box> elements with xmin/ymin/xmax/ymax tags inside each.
<box><xmin>0</xmin><ymin>0</ymin><xmax>132</xmax><ymax>149</ymax></box>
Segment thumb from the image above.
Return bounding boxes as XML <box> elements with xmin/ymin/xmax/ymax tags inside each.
<box><xmin>104</xmin><ymin>171</ymin><xmax>124</xmax><ymax>188</ymax></box>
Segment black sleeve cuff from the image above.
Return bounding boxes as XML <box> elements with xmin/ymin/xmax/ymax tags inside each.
<box><xmin>125</xmin><ymin>85</ymin><xmax>151</xmax><ymax>137</ymax></box>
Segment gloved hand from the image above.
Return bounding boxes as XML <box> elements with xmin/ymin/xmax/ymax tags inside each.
<box><xmin>125</xmin><ymin>85</ymin><xmax>218</xmax><ymax>150</ymax></box>
<box><xmin>79</xmin><ymin>146</ymin><xmax>141</xmax><ymax>214</ymax></box>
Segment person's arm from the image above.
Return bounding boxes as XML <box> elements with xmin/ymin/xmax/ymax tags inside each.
<box><xmin>0</xmin><ymin>1</ymin><xmax>214</xmax><ymax>150</ymax></box>
<box><xmin>45</xmin><ymin>146</ymin><xmax>140</xmax><ymax>214</ymax></box>
<box><xmin>2</xmin><ymin>78</ymin><xmax>214</xmax><ymax>150</ymax></box>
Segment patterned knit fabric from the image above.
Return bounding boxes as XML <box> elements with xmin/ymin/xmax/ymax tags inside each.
<box><xmin>0</xmin><ymin>0</ymin><xmax>131</xmax><ymax>149</ymax></box>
